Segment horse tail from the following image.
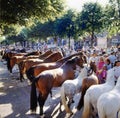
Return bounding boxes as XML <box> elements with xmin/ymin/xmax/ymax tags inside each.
<box><xmin>7</xmin><ymin>57</ymin><xmax>11</xmax><ymax>72</ymax></box>
<box><xmin>117</xmin><ymin>111</ymin><xmax>120</xmax><ymax>118</ymax></box>
<box><xmin>30</xmin><ymin>80</ymin><xmax>37</xmax><ymax>111</ymax></box>
<box><xmin>60</xmin><ymin>86</ymin><xmax>72</xmax><ymax>114</ymax></box>
<box><xmin>82</xmin><ymin>92</ymin><xmax>91</xmax><ymax>118</ymax></box>
<box><xmin>77</xmin><ymin>84</ymin><xmax>87</xmax><ymax>111</ymax></box>
<box><xmin>26</xmin><ymin>67</ymin><xmax>34</xmax><ymax>82</ymax></box>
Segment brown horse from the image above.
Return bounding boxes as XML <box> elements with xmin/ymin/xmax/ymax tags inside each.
<box><xmin>2</xmin><ymin>51</ymin><xmax>26</xmax><ymax>71</ymax></box>
<box><xmin>77</xmin><ymin>61</ymin><xmax>99</xmax><ymax>111</ymax></box>
<box><xmin>18</xmin><ymin>51</ymin><xmax>63</xmax><ymax>81</ymax></box>
<box><xmin>38</xmin><ymin>50</ymin><xmax>53</xmax><ymax>59</ymax></box>
<box><xmin>26</xmin><ymin>51</ymin><xmax>86</xmax><ymax>82</ymax></box>
<box><xmin>9</xmin><ymin>55</ymin><xmax>41</xmax><ymax>73</ymax></box>
<box><xmin>7</xmin><ymin>50</ymin><xmax>52</xmax><ymax>73</ymax></box>
<box><xmin>30</xmin><ymin>56</ymin><xmax>85</xmax><ymax>116</ymax></box>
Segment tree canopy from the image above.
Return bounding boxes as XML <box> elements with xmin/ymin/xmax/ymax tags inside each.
<box><xmin>0</xmin><ymin>0</ymin><xmax>65</xmax><ymax>25</ymax></box>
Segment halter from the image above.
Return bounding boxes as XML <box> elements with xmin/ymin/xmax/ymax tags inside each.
<box><xmin>83</xmin><ymin>64</ymin><xmax>92</xmax><ymax>76</ymax></box>
<box><xmin>113</xmin><ymin>67</ymin><xmax>118</xmax><ymax>85</ymax></box>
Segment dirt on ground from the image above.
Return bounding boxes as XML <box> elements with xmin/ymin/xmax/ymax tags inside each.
<box><xmin>0</xmin><ymin>56</ymin><xmax>83</xmax><ymax>118</ymax></box>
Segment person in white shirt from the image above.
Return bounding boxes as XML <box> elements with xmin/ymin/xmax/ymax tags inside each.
<box><xmin>108</xmin><ymin>52</ymin><xmax>117</xmax><ymax>67</ymax></box>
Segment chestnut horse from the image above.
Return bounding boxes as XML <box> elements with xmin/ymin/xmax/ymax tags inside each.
<box><xmin>18</xmin><ymin>51</ymin><xmax>63</xmax><ymax>81</ymax></box>
<box><xmin>77</xmin><ymin>61</ymin><xmax>98</xmax><ymax>111</ymax></box>
<box><xmin>8</xmin><ymin>50</ymin><xmax>49</xmax><ymax>73</ymax></box>
<box><xmin>9</xmin><ymin>55</ymin><xmax>41</xmax><ymax>73</ymax></box>
<box><xmin>26</xmin><ymin>51</ymin><xmax>87</xmax><ymax>82</ymax></box>
<box><xmin>3</xmin><ymin>51</ymin><xmax>26</xmax><ymax>71</ymax></box>
<box><xmin>30</xmin><ymin>56</ymin><xmax>85</xmax><ymax>116</ymax></box>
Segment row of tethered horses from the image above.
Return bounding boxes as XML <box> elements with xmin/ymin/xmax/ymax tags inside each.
<box><xmin>1</xmin><ymin>48</ymin><xmax>99</xmax><ymax>118</ymax></box>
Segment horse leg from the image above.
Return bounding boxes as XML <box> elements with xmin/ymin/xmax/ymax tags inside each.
<box><xmin>37</xmin><ymin>92</ymin><xmax>49</xmax><ymax>116</ymax></box>
<box><xmin>10</xmin><ymin>59</ymin><xmax>15</xmax><ymax>73</ymax></box>
<box><xmin>19</xmin><ymin>72</ymin><xmax>24</xmax><ymax>82</ymax></box>
<box><xmin>65</xmin><ymin>97</ymin><xmax>73</xmax><ymax>118</ymax></box>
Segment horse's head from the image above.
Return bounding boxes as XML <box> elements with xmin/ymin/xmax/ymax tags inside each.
<box><xmin>88</xmin><ymin>61</ymin><xmax>97</xmax><ymax>75</ymax></box>
<box><xmin>75</xmin><ymin>55</ymin><xmax>87</xmax><ymax>68</ymax></box>
<box><xmin>75</xmin><ymin>63</ymin><xmax>91</xmax><ymax>79</ymax></box>
<box><xmin>82</xmin><ymin>64</ymin><xmax>91</xmax><ymax>76</ymax></box>
<box><xmin>106</xmin><ymin>67</ymin><xmax>119</xmax><ymax>84</ymax></box>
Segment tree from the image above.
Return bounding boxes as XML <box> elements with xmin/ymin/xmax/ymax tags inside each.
<box><xmin>0</xmin><ymin>0</ymin><xmax>64</xmax><ymax>25</ymax></box>
<box><xmin>28</xmin><ymin>20</ymin><xmax>56</xmax><ymax>41</ymax></box>
<box><xmin>79</xmin><ymin>2</ymin><xmax>104</xmax><ymax>46</ymax></box>
<box><xmin>55</xmin><ymin>10</ymin><xmax>76</xmax><ymax>48</ymax></box>
<box><xmin>106</xmin><ymin>0</ymin><xmax>120</xmax><ymax>35</ymax></box>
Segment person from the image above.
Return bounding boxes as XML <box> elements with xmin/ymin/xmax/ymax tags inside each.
<box><xmin>108</xmin><ymin>51</ymin><xmax>117</xmax><ymax>67</ymax></box>
<box><xmin>113</xmin><ymin>60</ymin><xmax>120</xmax><ymax>82</ymax></box>
<box><xmin>89</xmin><ymin>51</ymin><xmax>99</xmax><ymax>65</ymax></box>
<box><xmin>104</xmin><ymin>58</ymin><xmax>112</xmax><ymax>70</ymax></box>
<box><xmin>96</xmin><ymin>56</ymin><xmax>106</xmax><ymax>84</ymax></box>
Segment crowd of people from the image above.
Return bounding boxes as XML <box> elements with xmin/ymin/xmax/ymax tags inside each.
<box><xmin>61</xmin><ymin>45</ymin><xmax>120</xmax><ymax>84</ymax></box>
<box><xmin>0</xmin><ymin>43</ymin><xmax>120</xmax><ymax>84</ymax></box>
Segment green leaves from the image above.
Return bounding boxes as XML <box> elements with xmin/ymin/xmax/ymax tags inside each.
<box><xmin>0</xmin><ymin>0</ymin><xmax>64</xmax><ymax>25</ymax></box>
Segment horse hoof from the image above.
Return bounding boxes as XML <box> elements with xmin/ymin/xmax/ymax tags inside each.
<box><xmin>40</xmin><ymin>114</ymin><xmax>45</xmax><ymax>118</ymax></box>
<box><xmin>65</xmin><ymin>112</ymin><xmax>73</xmax><ymax>118</ymax></box>
<box><xmin>30</xmin><ymin>110</ymin><xmax>36</xmax><ymax>114</ymax></box>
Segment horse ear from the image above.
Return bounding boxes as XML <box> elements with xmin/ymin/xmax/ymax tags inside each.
<box><xmin>81</xmin><ymin>56</ymin><xmax>86</xmax><ymax>63</ymax></box>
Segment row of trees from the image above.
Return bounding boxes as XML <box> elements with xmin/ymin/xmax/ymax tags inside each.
<box><xmin>0</xmin><ymin>0</ymin><xmax>120</xmax><ymax>47</ymax></box>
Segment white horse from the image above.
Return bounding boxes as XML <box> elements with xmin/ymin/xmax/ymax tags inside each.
<box><xmin>82</xmin><ymin>67</ymin><xmax>118</xmax><ymax>118</ymax></box>
<box><xmin>97</xmin><ymin>76</ymin><xmax>120</xmax><ymax>118</ymax></box>
<box><xmin>60</xmin><ymin>64</ymin><xmax>90</xmax><ymax>115</ymax></box>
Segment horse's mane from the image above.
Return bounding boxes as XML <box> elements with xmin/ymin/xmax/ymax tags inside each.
<box><xmin>44</xmin><ymin>51</ymin><xmax>62</xmax><ymax>61</ymax></box>
<box><xmin>64</xmin><ymin>56</ymin><xmax>78</xmax><ymax>65</ymax></box>
<box><xmin>39</xmin><ymin>50</ymin><xmax>53</xmax><ymax>58</ymax></box>
<box><xmin>24</xmin><ymin>51</ymin><xmax>39</xmax><ymax>56</ymax></box>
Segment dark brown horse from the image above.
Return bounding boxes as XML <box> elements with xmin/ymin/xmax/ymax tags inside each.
<box><xmin>30</xmin><ymin>56</ymin><xmax>85</xmax><ymax>116</ymax></box>
<box><xmin>77</xmin><ymin>61</ymin><xmax>98</xmax><ymax>111</ymax></box>
<box><xmin>26</xmin><ymin>51</ymin><xmax>86</xmax><ymax>82</ymax></box>
<box><xmin>18</xmin><ymin>51</ymin><xmax>63</xmax><ymax>81</ymax></box>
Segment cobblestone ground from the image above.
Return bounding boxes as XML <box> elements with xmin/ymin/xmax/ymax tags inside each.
<box><xmin>0</xmin><ymin>56</ymin><xmax>83</xmax><ymax>118</ymax></box>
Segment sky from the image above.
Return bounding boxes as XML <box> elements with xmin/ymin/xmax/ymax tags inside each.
<box><xmin>65</xmin><ymin>0</ymin><xmax>109</xmax><ymax>11</ymax></box>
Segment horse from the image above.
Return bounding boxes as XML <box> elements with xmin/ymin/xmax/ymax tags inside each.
<box><xmin>26</xmin><ymin>51</ymin><xmax>86</xmax><ymax>82</ymax></box>
<box><xmin>60</xmin><ymin>64</ymin><xmax>91</xmax><ymax>116</ymax></box>
<box><xmin>9</xmin><ymin>55</ymin><xmax>41</xmax><ymax>73</ymax></box>
<box><xmin>7</xmin><ymin>50</ymin><xmax>53</xmax><ymax>73</ymax></box>
<box><xmin>82</xmin><ymin>67</ymin><xmax>118</xmax><ymax>118</ymax></box>
<box><xmin>30</xmin><ymin>56</ymin><xmax>85</xmax><ymax>116</ymax></box>
<box><xmin>18</xmin><ymin>51</ymin><xmax>63</xmax><ymax>81</ymax></box>
<box><xmin>38</xmin><ymin>49</ymin><xmax>53</xmax><ymax>59</ymax></box>
<box><xmin>97</xmin><ymin>76</ymin><xmax>120</xmax><ymax>118</ymax></box>
<box><xmin>24</xmin><ymin>51</ymin><xmax>41</xmax><ymax>56</ymax></box>
<box><xmin>3</xmin><ymin>51</ymin><xmax>26</xmax><ymax>71</ymax></box>
<box><xmin>77</xmin><ymin>61</ymin><xmax>98</xmax><ymax>111</ymax></box>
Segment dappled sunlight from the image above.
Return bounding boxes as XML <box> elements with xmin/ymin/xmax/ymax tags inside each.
<box><xmin>0</xmin><ymin>82</ymin><xmax>6</xmax><ymax>95</ymax></box>
<box><xmin>0</xmin><ymin>82</ymin><xmax>4</xmax><ymax>88</ymax></box>
<box><xmin>15</xmin><ymin>113</ymin><xmax>20</xmax><ymax>117</ymax></box>
<box><xmin>0</xmin><ymin>92</ymin><xmax>6</xmax><ymax>96</ymax></box>
<box><xmin>0</xmin><ymin>104</ymin><xmax>13</xmax><ymax>117</ymax></box>
<box><xmin>9</xmin><ymin>85</ymin><xmax>14</xmax><ymax>89</ymax></box>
